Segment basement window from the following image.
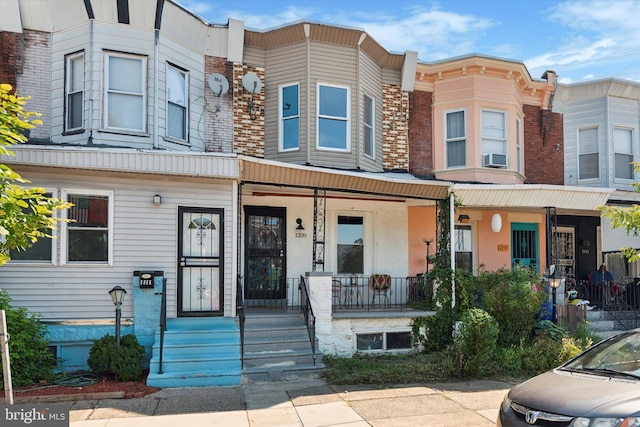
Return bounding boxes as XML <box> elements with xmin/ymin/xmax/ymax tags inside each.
<box><xmin>356</xmin><ymin>331</ymin><xmax>412</xmax><ymax>352</ymax></box>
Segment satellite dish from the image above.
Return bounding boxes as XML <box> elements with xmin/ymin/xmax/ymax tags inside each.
<box><xmin>242</xmin><ymin>72</ymin><xmax>262</xmax><ymax>94</ymax></box>
<box><xmin>208</xmin><ymin>73</ymin><xmax>229</xmax><ymax>97</ymax></box>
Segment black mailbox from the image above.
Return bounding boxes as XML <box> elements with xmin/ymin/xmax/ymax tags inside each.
<box><xmin>134</xmin><ymin>270</ymin><xmax>163</xmax><ymax>289</ymax></box>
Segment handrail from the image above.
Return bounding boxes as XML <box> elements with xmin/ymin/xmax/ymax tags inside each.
<box><xmin>158</xmin><ymin>278</ymin><xmax>167</xmax><ymax>374</ymax></box>
<box><xmin>237</xmin><ymin>274</ymin><xmax>245</xmax><ymax>369</ymax></box>
<box><xmin>299</xmin><ymin>275</ymin><xmax>316</xmax><ymax>365</ymax></box>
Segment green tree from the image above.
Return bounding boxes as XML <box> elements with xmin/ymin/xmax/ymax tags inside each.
<box><xmin>0</xmin><ymin>83</ymin><xmax>71</xmax><ymax>265</ymax></box>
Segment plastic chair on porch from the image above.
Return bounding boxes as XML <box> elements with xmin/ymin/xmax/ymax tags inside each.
<box><xmin>332</xmin><ymin>278</ymin><xmax>343</xmax><ymax>308</ymax></box>
<box><xmin>369</xmin><ymin>274</ymin><xmax>391</xmax><ymax>307</ymax></box>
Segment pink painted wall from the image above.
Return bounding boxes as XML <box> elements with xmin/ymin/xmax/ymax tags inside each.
<box><xmin>408</xmin><ymin>206</ymin><xmax>437</xmax><ymax>276</ymax></box>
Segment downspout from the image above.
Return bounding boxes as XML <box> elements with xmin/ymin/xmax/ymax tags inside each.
<box><xmin>88</xmin><ymin>19</ymin><xmax>94</xmax><ymax>144</ymax></box>
<box><xmin>304</xmin><ymin>24</ymin><xmax>311</xmax><ymax>165</ymax></box>
<box><xmin>450</xmin><ymin>192</ymin><xmax>456</xmax><ymax>309</ymax></box>
<box><xmin>153</xmin><ymin>29</ymin><xmax>160</xmax><ymax>149</ymax></box>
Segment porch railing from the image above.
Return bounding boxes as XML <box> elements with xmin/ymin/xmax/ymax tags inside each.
<box><xmin>242</xmin><ymin>277</ymin><xmax>302</xmax><ymax>309</ymax></box>
<box><xmin>331</xmin><ymin>275</ymin><xmax>430</xmax><ymax>312</ymax></box>
<box><xmin>158</xmin><ymin>278</ymin><xmax>167</xmax><ymax>374</ymax></box>
<box><xmin>236</xmin><ymin>275</ymin><xmax>245</xmax><ymax>368</ymax></box>
<box><xmin>583</xmin><ymin>278</ymin><xmax>640</xmax><ymax>330</ymax></box>
<box><xmin>299</xmin><ymin>275</ymin><xmax>316</xmax><ymax>365</ymax></box>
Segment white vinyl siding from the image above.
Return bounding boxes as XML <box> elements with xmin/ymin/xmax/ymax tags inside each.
<box><xmin>614</xmin><ymin>127</ymin><xmax>634</xmax><ymax>180</ymax></box>
<box><xmin>65</xmin><ymin>52</ymin><xmax>84</xmax><ymax>131</ymax></box>
<box><xmin>446</xmin><ymin>110</ymin><xmax>466</xmax><ymax>168</ymax></box>
<box><xmin>578</xmin><ymin>127</ymin><xmax>599</xmax><ymax>180</ymax></box>
<box><xmin>363</xmin><ymin>94</ymin><xmax>374</xmax><ymax>158</ymax></box>
<box><xmin>166</xmin><ymin>64</ymin><xmax>188</xmax><ymax>141</ymax></box>
<box><xmin>279</xmin><ymin>83</ymin><xmax>300</xmax><ymax>151</ymax></box>
<box><xmin>104</xmin><ymin>52</ymin><xmax>146</xmax><ymax>132</ymax></box>
<box><xmin>317</xmin><ymin>83</ymin><xmax>350</xmax><ymax>151</ymax></box>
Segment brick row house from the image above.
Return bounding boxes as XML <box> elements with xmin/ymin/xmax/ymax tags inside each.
<box><xmin>0</xmin><ymin>0</ymin><xmax>626</xmax><ymax>387</ymax></box>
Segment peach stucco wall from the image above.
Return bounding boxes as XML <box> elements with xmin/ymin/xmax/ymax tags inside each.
<box><xmin>408</xmin><ymin>206</ymin><xmax>437</xmax><ymax>276</ymax></box>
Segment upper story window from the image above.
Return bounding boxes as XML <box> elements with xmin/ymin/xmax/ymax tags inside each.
<box><xmin>166</xmin><ymin>64</ymin><xmax>188</xmax><ymax>141</ymax></box>
<box><xmin>280</xmin><ymin>83</ymin><xmax>299</xmax><ymax>151</ymax></box>
<box><xmin>9</xmin><ymin>191</ymin><xmax>55</xmax><ymax>264</ymax></box>
<box><xmin>65</xmin><ymin>52</ymin><xmax>84</xmax><ymax>132</ymax></box>
<box><xmin>446</xmin><ymin>110</ymin><xmax>466</xmax><ymax>168</ymax></box>
<box><xmin>104</xmin><ymin>52</ymin><xmax>146</xmax><ymax>132</ymax></box>
<box><xmin>614</xmin><ymin>127</ymin><xmax>634</xmax><ymax>180</ymax></box>
<box><xmin>482</xmin><ymin>109</ymin><xmax>506</xmax><ymax>159</ymax></box>
<box><xmin>317</xmin><ymin>84</ymin><xmax>349</xmax><ymax>151</ymax></box>
<box><xmin>337</xmin><ymin>215</ymin><xmax>363</xmax><ymax>274</ymax></box>
<box><xmin>578</xmin><ymin>127</ymin><xmax>599</xmax><ymax>180</ymax></box>
<box><xmin>516</xmin><ymin>118</ymin><xmax>522</xmax><ymax>174</ymax></box>
<box><xmin>63</xmin><ymin>192</ymin><xmax>111</xmax><ymax>264</ymax></box>
<box><xmin>364</xmin><ymin>94</ymin><xmax>374</xmax><ymax>158</ymax></box>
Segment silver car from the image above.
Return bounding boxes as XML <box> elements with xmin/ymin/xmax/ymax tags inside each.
<box><xmin>498</xmin><ymin>328</ymin><xmax>640</xmax><ymax>426</ymax></box>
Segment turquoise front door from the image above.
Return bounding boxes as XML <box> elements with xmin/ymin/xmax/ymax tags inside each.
<box><xmin>511</xmin><ymin>222</ymin><xmax>539</xmax><ymax>271</ymax></box>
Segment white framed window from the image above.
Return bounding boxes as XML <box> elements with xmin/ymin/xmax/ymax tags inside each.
<box><xmin>356</xmin><ymin>331</ymin><xmax>412</xmax><ymax>352</ymax></box>
<box><xmin>337</xmin><ymin>215</ymin><xmax>363</xmax><ymax>274</ymax></box>
<box><xmin>317</xmin><ymin>83</ymin><xmax>350</xmax><ymax>151</ymax></box>
<box><xmin>482</xmin><ymin>109</ymin><xmax>506</xmax><ymax>156</ymax></box>
<box><xmin>166</xmin><ymin>64</ymin><xmax>188</xmax><ymax>141</ymax></box>
<box><xmin>454</xmin><ymin>224</ymin><xmax>473</xmax><ymax>272</ymax></box>
<box><xmin>516</xmin><ymin>118</ymin><xmax>522</xmax><ymax>174</ymax></box>
<box><xmin>279</xmin><ymin>83</ymin><xmax>299</xmax><ymax>151</ymax></box>
<box><xmin>104</xmin><ymin>52</ymin><xmax>146</xmax><ymax>132</ymax></box>
<box><xmin>614</xmin><ymin>127</ymin><xmax>634</xmax><ymax>180</ymax></box>
<box><xmin>62</xmin><ymin>190</ymin><xmax>113</xmax><ymax>265</ymax></box>
<box><xmin>578</xmin><ymin>127</ymin><xmax>599</xmax><ymax>180</ymax></box>
<box><xmin>363</xmin><ymin>94</ymin><xmax>374</xmax><ymax>158</ymax></box>
<box><xmin>65</xmin><ymin>52</ymin><xmax>84</xmax><ymax>131</ymax></box>
<box><xmin>445</xmin><ymin>109</ymin><xmax>466</xmax><ymax>168</ymax></box>
<box><xmin>8</xmin><ymin>190</ymin><xmax>57</xmax><ymax>264</ymax></box>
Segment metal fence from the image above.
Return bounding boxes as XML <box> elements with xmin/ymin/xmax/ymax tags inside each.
<box><xmin>331</xmin><ymin>275</ymin><xmax>429</xmax><ymax>312</ymax></box>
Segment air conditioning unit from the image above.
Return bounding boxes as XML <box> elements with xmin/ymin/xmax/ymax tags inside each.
<box><xmin>482</xmin><ymin>153</ymin><xmax>507</xmax><ymax>168</ymax></box>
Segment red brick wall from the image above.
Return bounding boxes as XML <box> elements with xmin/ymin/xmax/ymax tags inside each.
<box><xmin>523</xmin><ymin>104</ymin><xmax>564</xmax><ymax>184</ymax></box>
<box><xmin>0</xmin><ymin>32</ymin><xmax>22</xmax><ymax>89</ymax></box>
<box><xmin>204</xmin><ymin>57</ymin><xmax>234</xmax><ymax>153</ymax></box>
<box><xmin>408</xmin><ymin>90</ymin><xmax>433</xmax><ymax>177</ymax></box>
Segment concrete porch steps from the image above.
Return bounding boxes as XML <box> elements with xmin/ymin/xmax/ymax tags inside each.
<box><xmin>242</xmin><ymin>310</ymin><xmax>324</xmax><ymax>383</ymax></box>
<box><xmin>587</xmin><ymin>308</ymin><xmax>639</xmax><ymax>339</ymax></box>
<box><xmin>146</xmin><ymin>317</ymin><xmax>241</xmax><ymax>388</ymax></box>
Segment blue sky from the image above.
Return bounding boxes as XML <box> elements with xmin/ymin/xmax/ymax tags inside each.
<box><xmin>175</xmin><ymin>0</ymin><xmax>640</xmax><ymax>85</ymax></box>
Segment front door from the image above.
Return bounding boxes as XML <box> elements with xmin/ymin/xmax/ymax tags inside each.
<box><xmin>244</xmin><ymin>206</ymin><xmax>286</xmax><ymax>302</ymax></box>
<box><xmin>511</xmin><ymin>222</ymin><xmax>539</xmax><ymax>271</ymax></box>
<box><xmin>178</xmin><ymin>207</ymin><xmax>224</xmax><ymax>316</ymax></box>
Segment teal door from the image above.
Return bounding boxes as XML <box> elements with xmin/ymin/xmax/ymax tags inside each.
<box><xmin>511</xmin><ymin>223</ymin><xmax>538</xmax><ymax>271</ymax></box>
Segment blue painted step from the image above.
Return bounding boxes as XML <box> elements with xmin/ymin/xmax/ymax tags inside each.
<box><xmin>146</xmin><ymin>317</ymin><xmax>241</xmax><ymax>388</ymax></box>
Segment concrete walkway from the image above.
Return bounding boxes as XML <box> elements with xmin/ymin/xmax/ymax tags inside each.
<box><xmin>69</xmin><ymin>378</ymin><xmax>512</xmax><ymax>426</ymax></box>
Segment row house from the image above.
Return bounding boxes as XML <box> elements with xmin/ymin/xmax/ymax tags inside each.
<box><xmin>0</xmin><ymin>0</ymin><xmax>621</xmax><ymax>387</ymax></box>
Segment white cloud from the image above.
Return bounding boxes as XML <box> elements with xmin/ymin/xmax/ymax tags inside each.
<box><xmin>582</xmin><ymin>74</ymin><xmax>595</xmax><ymax>80</ymax></box>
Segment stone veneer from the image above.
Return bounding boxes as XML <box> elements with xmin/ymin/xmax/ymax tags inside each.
<box><xmin>232</xmin><ymin>64</ymin><xmax>265</xmax><ymax>157</ymax></box>
<box><xmin>382</xmin><ymin>84</ymin><xmax>410</xmax><ymax>171</ymax></box>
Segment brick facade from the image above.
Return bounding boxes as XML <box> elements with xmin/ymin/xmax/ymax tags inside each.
<box><xmin>232</xmin><ymin>64</ymin><xmax>265</xmax><ymax>157</ymax></box>
<box><xmin>0</xmin><ymin>31</ymin><xmax>22</xmax><ymax>89</ymax></box>
<box><xmin>204</xmin><ymin>57</ymin><xmax>234</xmax><ymax>153</ymax></box>
<box><xmin>381</xmin><ymin>84</ymin><xmax>409</xmax><ymax>171</ymax></box>
<box><xmin>407</xmin><ymin>90</ymin><xmax>433</xmax><ymax>177</ymax></box>
<box><xmin>523</xmin><ymin>104</ymin><xmax>564</xmax><ymax>185</ymax></box>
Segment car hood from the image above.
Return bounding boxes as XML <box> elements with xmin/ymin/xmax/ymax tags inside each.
<box><xmin>509</xmin><ymin>369</ymin><xmax>640</xmax><ymax>417</ymax></box>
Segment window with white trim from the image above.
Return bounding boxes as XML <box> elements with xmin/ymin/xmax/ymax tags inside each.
<box><xmin>104</xmin><ymin>52</ymin><xmax>146</xmax><ymax>132</ymax></box>
<box><xmin>363</xmin><ymin>94</ymin><xmax>374</xmax><ymax>158</ymax></box>
<box><xmin>516</xmin><ymin>118</ymin><xmax>522</xmax><ymax>174</ymax></box>
<box><xmin>337</xmin><ymin>215</ymin><xmax>363</xmax><ymax>274</ymax></box>
<box><xmin>63</xmin><ymin>192</ymin><xmax>111</xmax><ymax>264</ymax></box>
<box><xmin>454</xmin><ymin>225</ymin><xmax>473</xmax><ymax>272</ymax></box>
<box><xmin>578</xmin><ymin>127</ymin><xmax>599</xmax><ymax>179</ymax></box>
<box><xmin>65</xmin><ymin>52</ymin><xmax>84</xmax><ymax>131</ymax></box>
<box><xmin>9</xmin><ymin>191</ymin><xmax>55</xmax><ymax>263</ymax></box>
<box><xmin>614</xmin><ymin>127</ymin><xmax>634</xmax><ymax>180</ymax></box>
<box><xmin>356</xmin><ymin>331</ymin><xmax>412</xmax><ymax>352</ymax></box>
<box><xmin>482</xmin><ymin>110</ymin><xmax>506</xmax><ymax>156</ymax></box>
<box><xmin>446</xmin><ymin>110</ymin><xmax>466</xmax><ymax>168</ymax></box>
<box><xmin>280</xmin><ymin>83</ymin><xmax>299</xmax><ymax>151</ymax></box>
<box><xmin>166</xmin><ymin>64</ymin><xmax>188</xmax><ymax>141</ymax></box>
<box><xmin>317</xmin><ymin>84</ymin><xmax>349</xmax><ymax>151</ymax></box>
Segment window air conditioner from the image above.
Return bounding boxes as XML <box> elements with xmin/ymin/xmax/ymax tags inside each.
<box><xmin>482</xmin><ymin>153</ymin><xmax>507</xmax><ymax>168</ymax></box>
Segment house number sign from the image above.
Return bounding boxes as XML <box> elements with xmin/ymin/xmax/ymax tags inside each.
<box><xmin>135</xmin><ymin>270</ymin><xmax>163</xmax><ymax>289</ymax></box>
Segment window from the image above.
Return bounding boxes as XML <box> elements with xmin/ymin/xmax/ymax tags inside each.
<box><xmin>356</xmin><ymin>331</ymin><xmax>412</xmax><ymax>352</ymax></box>
<box><xmin>166</xmin><ymin>64</ymin><xmax>188</xmax><ymax>140</ymax></box>
<box><xmin>337</xmin><ymin>216</ymin><xmax>363</xmax><ymax>274</ymax></box>
<box><xmin>64</xmin><ymin>192</ymin><xmax>111</xmax><ymax>263</ymax></box>
<box><xmin>105</xmin><ymin>52</ymin><xmax>146</xmax><ymax>132</ymax></box>
<box><xmin>65</xmin><ymin>52</ymin><xmax>84</xmax><ymax>131</ymax></box>
<box><xmin>9</xmin><ymin>192</ymin><xmax>54</xmax><ymax>263</ymax></box>
<box><xmin>614</xmin><ymin>127</ymin><xmax>634</xmax><ymax>180</ymax></box>
<box><xmin>446</xmin><ymin>110</ymin><xmax>466</xmax><ymax>167</ymax></box>
<box><xmin>578</xmin><ymin>127</ymin><xmax>599</xmax><ymax>179</ymax></box>
<box><xmin>482</xmin><ymin>110</ymin><xmax>506</xmax><ymax>156</ymax></box>
<box><xmin>317</xmin><ymin>84</ymin><xmax>349</xmax><ymax>151</ymax></box>
<box><xmin>516</xmin><ymin>118</ymin><xmax>522</xmax><ymax>173</ymax></box>
<box><xmin>454</xmin><ymin>225</ymin><xmax>473</xmax><ymax>272</ymax></box>
<box><xmin>363</xmin><ymin>94</ymin><xmax>374</xmax><ymax>157</ymax></box>
<box><xmin>280</xmin><ymin>83</ymin><xmax>299</xmax><ymax>151</ymax></box>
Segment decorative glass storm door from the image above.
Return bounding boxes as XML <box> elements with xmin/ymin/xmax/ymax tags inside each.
<box><xmin>178</xmin><ymin>208</ymin><xmax>223</xmax><ymax>316</ymax></box>
<box><xmin>244</xmin><ymin>207</ymin><xmax>286</xmax><ymax>300</ymax></box>
<box><xmin>511</xmin><ymin>222</ymin><xmax>539</xmax><ymax>271</ymax></box>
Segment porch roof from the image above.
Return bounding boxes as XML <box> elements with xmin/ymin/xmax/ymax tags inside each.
<box><xmin>239</xmin><ymin>156</ymin><xmax>451</xmax><ymax>200</ymax></box>
<box><xmin>451</xmin><ymin>183</ymin><xmax>614</xmax><ymax>213</ymax></box>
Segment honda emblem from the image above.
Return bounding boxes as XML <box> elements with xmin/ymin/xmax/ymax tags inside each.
<box><xmin>525</xmin><ymin>410</ymin><xmax>540</xmax><ymax>424</ymax></box>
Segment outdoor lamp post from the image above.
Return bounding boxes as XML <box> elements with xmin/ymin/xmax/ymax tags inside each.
<box><xmin>548</xmin><ymin>269</ymin><xmax>562</xmax><ymax>324</ymax></box>
<box><xmin>108</xmin><ymin>286</ymin><xmax>127</xmax><ymax>349</ymax></box>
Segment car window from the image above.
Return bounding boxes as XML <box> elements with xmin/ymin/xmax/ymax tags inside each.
<box><xmin>564</xmin><ymin>332</ymin><xmax>640</xmax><ymax>374</ymax></box>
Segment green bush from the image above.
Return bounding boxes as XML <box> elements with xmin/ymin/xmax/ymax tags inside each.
<box><xmin>412</xmin><ymin>308</ymin><xmax>458</xmax><ymax>352</ymax></box>
<box><xmin>87</xmin><ymin>333</ymin><xmax>145</xmax><ymax>381</ymax></box>
<box><xmin>0</xmin><ymin>289</ymin><xmax>56</xmax><ymax>387</ymax></box>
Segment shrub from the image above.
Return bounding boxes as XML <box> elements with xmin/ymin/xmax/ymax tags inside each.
<box><xmin>445</xmin><ymin>308</ymin><xmax>499</xmax><ymax>377</ymax></box>
<box><xmin>87</xmin><ymin>333</ymin><xmax>145</xmax><ymax>381</ymax></box>
<box><xmin>0</xmin><ymin>289</ymin><xmax>56</xmax><ymax>387</ymax></box>
<box><xmin>412</xmin><ymin>308</ymin><xmax>458</xmax><ymax>352</ymax></box>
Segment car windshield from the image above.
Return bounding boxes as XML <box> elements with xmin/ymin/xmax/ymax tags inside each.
<box><xmin>561</xmin><ymin>331</ymin><xmax>640</xmax><ymax>379</ymax></box>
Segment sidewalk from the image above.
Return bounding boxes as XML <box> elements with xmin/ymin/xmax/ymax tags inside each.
<box><xmin>68</xmin><ymin>378</ymin><xmax>512</xmax><ymax>426</ymax></box>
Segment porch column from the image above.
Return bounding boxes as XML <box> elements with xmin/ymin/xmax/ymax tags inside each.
<box><xmin>305</xmin><ymin>271</ymin><xmax>332</xmax><ymax>353</ymax></box>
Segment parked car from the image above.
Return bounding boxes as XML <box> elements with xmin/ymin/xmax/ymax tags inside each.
<box><xmin>498</xmin><ymin>328</ymin><xmax>640</xmax><ymax>426</ymax></box>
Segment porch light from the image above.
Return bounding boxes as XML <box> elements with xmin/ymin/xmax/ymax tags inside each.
<box><xmin>108</xmin><ymin>286</ymin><xmax>127</xmax><ymax>349</ymax></box>
<box><xmin>491</xmin><ymin>213</ymin><xmax>502</xmax><ymax>233</ymax></box>
<box><xmin>458</xmin><ymin>214</ymin><xmax>470</xmax><ymax>223</ymax></box>
<box><xmin>547</xmin><ymin>268</ymin><xmax>561</xmax><ymax>324</ymax></box>
<box><xmin>153</xmin><ymin>194</ymin><xmax>162</xmax><ymax>205</ymax></box>
<box><xmin>296</xmin><ymin>218</ymin><xmax>305</xmax><ymax>230</ymax></box>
